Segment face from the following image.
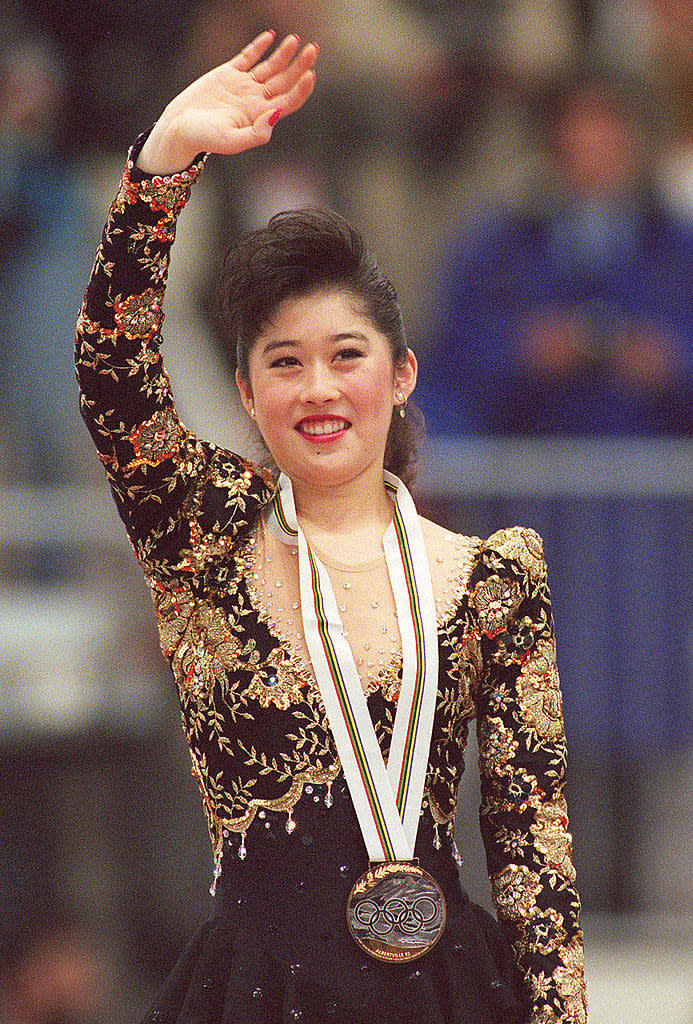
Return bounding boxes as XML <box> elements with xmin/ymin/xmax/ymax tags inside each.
<box><xmin>555</xmin><ymin>88</ymin><xmax>642</xmax><ymax>193</ymax></box>
<box><xmin>236</xmin><ymin>289</ymin><xmax>416</xmax><ymax>492</ymax></box>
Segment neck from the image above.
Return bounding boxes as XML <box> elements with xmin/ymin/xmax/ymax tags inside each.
<box><xmin>290</xmin><ymin>465</ymin><xmax>394</xmax><ymax>538</ymax></box>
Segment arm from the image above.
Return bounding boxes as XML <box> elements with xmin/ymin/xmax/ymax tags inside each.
<box><xmin>471</xmin><ymin>527</ymin><xmax>587</xmax><ymax>1024</ymax></box>
<box><xmin>75</xmin><ymin>33</ymin><xmax>317</xmax><ymax>562</ymax></box>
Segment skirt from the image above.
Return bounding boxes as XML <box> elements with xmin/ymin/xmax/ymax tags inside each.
<box><xmin>140</xmin><ymin>779</ymin><xmax>531</xmax><ymax>1024</ymax></box>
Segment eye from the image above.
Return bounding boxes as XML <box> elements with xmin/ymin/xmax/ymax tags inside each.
<box><xmin>335</xmin><ymin>347</ymin><xmax>364</xmax><ymax>361</ymax></box>
<box><xmin>269</xmin><ymin>355</ymin><xmax>301</xmax><ymax>368</ymax></box>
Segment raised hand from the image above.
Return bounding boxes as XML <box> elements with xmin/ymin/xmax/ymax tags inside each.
<box><xmin>137</xmin><ymin>32</ymin><xmax>318</xmax><ymax>175</ymax></box>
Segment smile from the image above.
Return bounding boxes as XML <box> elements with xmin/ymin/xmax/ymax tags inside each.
<box><xmin>296</xmin><ymin>416</ymin><xmax>351</xmax><ymax>438</ymax></box>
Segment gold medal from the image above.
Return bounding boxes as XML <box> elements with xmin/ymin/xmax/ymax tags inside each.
<box><xmin>347</xmin><ymin>861</ymin><xmax>446</xmax><ymax>963</ymax></box>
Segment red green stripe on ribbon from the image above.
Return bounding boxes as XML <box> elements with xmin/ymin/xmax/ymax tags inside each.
<box><xmin>391</xmin><ymin>500</ymin><xmax>428</xmax><ymax>813</ymax></box>
<box><xmin>273</xmin><ymin>493</ymin><xmax>297</xmax><ymax>538</ymax></box>
<box><xmin>307</xmin><ymin>547</ymin><xmax>395</xmax><ymax>860</ymax></box>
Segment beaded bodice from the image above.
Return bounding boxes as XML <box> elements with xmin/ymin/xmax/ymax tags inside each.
<box><xmin>74</xmin><ymin>138</ymin><xmax>587</xmax><ymax>1023</ymax></box>
<box><xmin>244</xmin><ymin>508</ymin><xmax>479</xmax><ymax>698</ymax></box>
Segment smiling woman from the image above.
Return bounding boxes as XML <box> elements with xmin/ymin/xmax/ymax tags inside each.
<box><xmin>220</xmin><ymin>207</ymin><xmax>421</xmax><ymax>488</ymax></box>
<box><xmin>235</xmin><ymin>287</ymin><xmax>416</xmax><ymax>501</ymax></box>
<box><xmin>75</xmin><ymin>29</ymin><xmax>587</xmax><ymax>1024</ymax></box>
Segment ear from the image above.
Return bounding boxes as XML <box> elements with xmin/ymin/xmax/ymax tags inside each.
<box><xmin>235</xmin><ymin>369</ymin><xmax>254</xmax><ymax>417</ymax></box>
<box><xmin>395</xmin><ymin>348</ymin><xmax>417</xmax><ymax>399</ymax></box>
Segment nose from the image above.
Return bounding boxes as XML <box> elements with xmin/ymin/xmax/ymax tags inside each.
<box><xmin>299</xmin><ymin>360</ymin><xmax>340</xmax><ymax>404</ymax></box>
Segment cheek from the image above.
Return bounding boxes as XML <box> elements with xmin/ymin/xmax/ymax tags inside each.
<box><xmin>355</xmin><ymin>368</ymin><xmax>395</xmax><ymax>421</ymax></box>
<box><xmin>250</xmin><ymin>375</ymin><xmax>291</xmax><ymax>421</ymax></box>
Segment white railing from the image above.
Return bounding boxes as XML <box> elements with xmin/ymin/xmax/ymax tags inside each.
<box><xmin>1</xmin><ymin>437</ymin><xmax>691</xmax><ymax>548</ymax></box>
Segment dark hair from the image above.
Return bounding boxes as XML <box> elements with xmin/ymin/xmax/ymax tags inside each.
<box><xmin>218</xmin><ymin>208</ymin><xmax>423</xmax><ymax>486</ymax></box>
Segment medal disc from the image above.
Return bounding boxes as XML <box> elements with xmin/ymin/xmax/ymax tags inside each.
<box><xmin>347</xmin><ymin>861</ymin><xmax>446</xmax><ymax>963</ymax></box>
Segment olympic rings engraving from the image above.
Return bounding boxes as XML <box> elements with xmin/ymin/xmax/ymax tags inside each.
<box><xmin>353</xmin><ymin>894</ymin><xmax>440</xmax><ymax>936</ymax></box>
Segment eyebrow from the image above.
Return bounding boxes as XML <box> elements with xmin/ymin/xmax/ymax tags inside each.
<box><xmin>262</xmin><ymin>332</ymin><xmax>369</xmax><ymax>355</ymax></box>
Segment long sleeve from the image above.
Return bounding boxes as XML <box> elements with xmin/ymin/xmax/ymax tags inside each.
<box><xmin>75</xmin><ymin>138</ymin><xmax>273</xmax><ymax>578</ymax></box>
<box><xmin>471</xmin><ymin>527</ymin><xmax>587</xmax><ymax>1024</ymax></box>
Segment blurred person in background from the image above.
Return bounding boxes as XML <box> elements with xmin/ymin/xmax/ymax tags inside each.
<box><xmin>0</xmin><ymin>21</ymin><xmax>94</xmax><ymax>491</ymax></box>
<box><xmin>0</xmin><ymin>918</ymin><xmax>107</xmax><ymax>1024</ymax></box>
<box><xmin>649</xmin><ymin>0</ymin><xmax>693</xmax><ymax>219</ymax></box>
<box><xmin>415</xmin><ymin>70</ymin><xmax>692</xmax><ymax>435</ymax></box>
<box><xmin>588</xmin><ymin>0</ymin><xmax>693</xmax><ymax>216</ymax></box>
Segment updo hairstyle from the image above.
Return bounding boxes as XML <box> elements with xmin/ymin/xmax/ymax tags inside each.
<box><xmin>218</xmin><ymin>208</ymin><xmax>422</xmax><ymax>486</ymax></box>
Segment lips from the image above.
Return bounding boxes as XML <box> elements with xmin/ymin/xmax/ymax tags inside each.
<box><xmin>295</xmin><ymin>416</ymin><xmax>351</xmax><ymax>437</ymax></box>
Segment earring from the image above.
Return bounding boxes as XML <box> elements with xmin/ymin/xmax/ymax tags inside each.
<box><xmin>395</xmin><ymin>390</ymin><xmax>407</xmax><ymax>418</ymax></box>
<box><xmin>249</xmin><ymin>405</ymin><xmax>255</xmax><ymax>419</ymax></box>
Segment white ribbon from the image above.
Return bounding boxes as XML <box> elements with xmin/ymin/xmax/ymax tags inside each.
<box><xmin>267</xmin><ymin>471</ymin><xmax>438</xmax><ymax>862</ymax></box>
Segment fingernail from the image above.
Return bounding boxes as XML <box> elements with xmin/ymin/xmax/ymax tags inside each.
<box><xmin>268</xmin><ymin>109</ymin><xmax>283</xmax><ymax>127</ymax></box>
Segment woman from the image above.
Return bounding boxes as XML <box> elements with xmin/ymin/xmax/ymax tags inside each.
<box><xmin>75</xmin><ymin>31</ymin><xmax>587</xmax><ymax>1024</ymax></box>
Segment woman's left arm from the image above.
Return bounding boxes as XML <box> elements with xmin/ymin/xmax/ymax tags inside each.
<box><xmin>471</xmin><ymin>527</ymin><xmax>588</xmax><ymax>1024</ymax></box>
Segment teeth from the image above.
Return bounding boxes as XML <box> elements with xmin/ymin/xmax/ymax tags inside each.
<box><xmin>299</xmin><ymin>419</ymin><xmax>348</xmax><ymax>436</ymax></box>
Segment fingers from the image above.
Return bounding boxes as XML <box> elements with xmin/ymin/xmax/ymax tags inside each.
<box><xmin>226</xmin><ymin>106</ymin><xmax>281</xmax><ymax>153</ymax></box>
<box><xmin>230</xmin><ymin>30</ymin><xmax>277</xmax><ymax>72</ymax></box>
<box><xmin>261</xmin><ymin>42</ymin><xmax>318</xmax><ymax>99</ymax></box>
<box><xmin>249</xmin><ymin>33</ymin><xmax>302</xmax><ymax>84</ymax></box>
<box><xmin>274</xmin><ymin>67</ymin><xmax>317</xmax><ymax>117</ymax></box>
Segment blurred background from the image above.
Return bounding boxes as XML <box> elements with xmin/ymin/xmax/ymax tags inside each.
<box><xmin>0</xmin><ymin>0</ymin><xmax>690</xmax><ymax>1020</ymax></box>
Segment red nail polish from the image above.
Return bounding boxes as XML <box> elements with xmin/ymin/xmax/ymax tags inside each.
<box><xmin>268</xmin><ymin>109</ymin><xmax>283</xmax><ymax>127</ymax></box>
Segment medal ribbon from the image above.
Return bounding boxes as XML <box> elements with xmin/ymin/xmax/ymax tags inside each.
<box><xmin>267</xmin><ymin>471</ymin><xmax>438</xmax><ymax>862</ymax></box>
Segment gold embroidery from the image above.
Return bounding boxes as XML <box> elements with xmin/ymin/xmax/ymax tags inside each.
<box><xmin>156</xmin><ymin>586</ymin><xmax>247</xmax><ymax>705</ymax></box>
<box><xmin>487</xmin><ymin>526</ymin><xmax>547</xmax><ymax>579</ymax></box>
<box><xmin>471</xmin><ymin>575</ymin><xmax>523</xmax><ymax>636</ymax></box>
<box><xmin>478</xmin><ymin>715</ymin><xmax>519</xmax><ymax>771</ymax></box>
<box><xmin>524</xmin><ymin>908</ymin><xmax>567</xmax><ymax>955</ymax></box>
<box><xmin>554</xmin><ymin>965</ymin><xmax>588</xmax><ymax>1024</ymax></box>
<box><xmin>113</xmin><ymin>288</ymin><xmax>164</xmax><ymax>339</ymax></box>
<box><xmin>245</xmin><ymin>649</ymin><xmax>309</xmax><ymax>710</ymax></box>
<box><xmin>491</xmin><ymin>864</ymin><xmax>543</xmax><ymax>921</ymax></box>
<box><xmin>516</xmin><ymin>657</ymin><xmax>565</xmax><ymax>742</ymax></box>
<box><xmin>530</xmin><ymin>797</ymin><xmax>577</xmax><ymax>882</ymax></box>
<box><xmin>128</xmin><ymin>407</ymin><xmax>185</xmax><ymax>469</ymax></box>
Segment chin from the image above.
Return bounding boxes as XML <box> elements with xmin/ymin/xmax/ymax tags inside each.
<box><xmin>302</xmin><ymin>457</ymin><xmax>384</xmax><ymax>491</ymax></box>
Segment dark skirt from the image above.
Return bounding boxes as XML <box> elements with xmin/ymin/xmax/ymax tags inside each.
<box><xmin>140</xmin><ymin>780</ymin><xmax>530</xmax><ymax>1024</ymax></box>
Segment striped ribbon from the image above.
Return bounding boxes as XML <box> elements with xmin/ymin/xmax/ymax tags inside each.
<box><xmin>267</xmin><ymin>471</ymin><xmax>438</xmax><ymax>862</ymax></box>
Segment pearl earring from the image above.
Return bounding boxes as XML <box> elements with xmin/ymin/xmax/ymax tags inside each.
<box><xmin>395</xmin><ymin>390</ymin><xmax>407</xmax><ymax>418</ymax></box>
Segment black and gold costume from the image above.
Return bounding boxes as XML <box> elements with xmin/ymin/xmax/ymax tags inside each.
<box><xmin>75</xmin><ymin>139</ymin><xmax>588</xmax><ymax>1024</ymax></box>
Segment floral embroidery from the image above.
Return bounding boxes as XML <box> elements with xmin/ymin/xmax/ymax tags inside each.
<box><xmin>128</xmin><ymin>407</ymin><xmax>185</xmax><ymax>469</ymax></box>
<box><xmin>516</xmin><ymin>659</ymin><xmax>565</xmax><ymax>742</ymax></box>
<box><xmin>524</xmin><ymin>908</ymin><xmax>567</xmax><ymax>955</ymax></box>
<box><xmin>491</xmin><ymin>864</ymin><xmax>543</xmax><ymax>920</ymax></box>
<box><xmin>530</xmin><ymin>796</ymin><xmax>577</xmax><ymax>882</ymax></box>
<box><xmin>113</xmin><ymin>287</ymin><xmax>163</xmax><ymax>339</ymax></box>
<box><xmin>477</xmin><ymin>715</ymin><xmax>518</xmax><ymax>771</ymax></box>
<box><xmin>244</xmin><ymin>652</ymin><xmax>308</xmax><ymax>710</ymax></box>
<box><xmin>554</xmin><ymin>966</ymin><xmax>588</xmax><ymax>1024</ymax></box>
<box><xmin>471</xmin><ymin>575</ymin><xmax>523</xmax><ymax>637</ymax></box>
